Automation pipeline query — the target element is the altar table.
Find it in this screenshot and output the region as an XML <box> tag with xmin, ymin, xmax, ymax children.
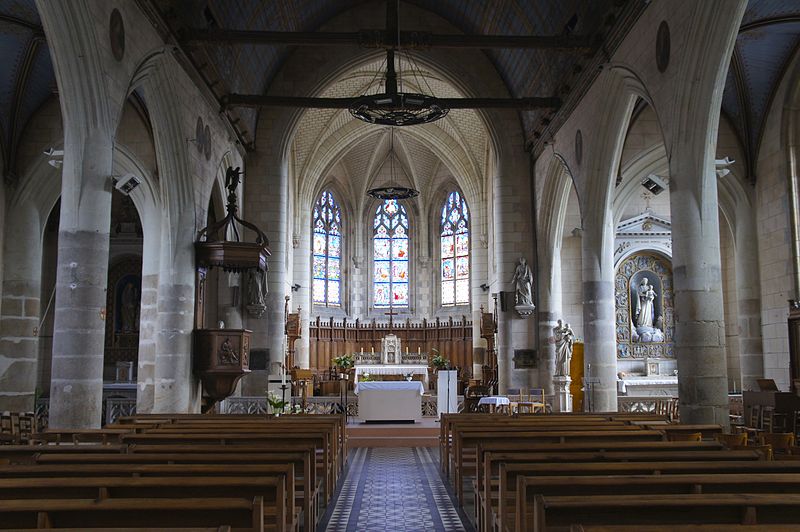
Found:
<box><xmin>354</xmin><ymin>364</ymin><xmax>430</xmax><ymax>387</ymax></box>
<box><xmin>354</xmin><ymin>381</ymin><xmax>425</xmax><ymax>422</ymax></box>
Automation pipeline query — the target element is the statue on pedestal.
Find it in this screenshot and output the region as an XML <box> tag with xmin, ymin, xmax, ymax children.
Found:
<box><xmin>511</xmin><ymin>257</ymin><xmax>535</xmax><ymax>317</ymax></box>
<box><xmin>553</xmin><ymin>319</ymin><xmax>575</xmax><ymax>377</ymax></box>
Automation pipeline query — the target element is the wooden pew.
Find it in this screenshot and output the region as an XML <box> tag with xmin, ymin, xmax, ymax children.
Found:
<box><xmin>516</xmin><ymin>473</ymin><xmax>800</xmax><ymax>532</ymax></box>
<box><xmin>452</xmin><ymin>429</ymin><xmax>666</xmax><ymax>504</ymax></box>
<box><xmin>0</xmin><ymin>464</ymin><xmax>295</xmax><ymax>531</ymax></box>
<box><xmin>531</xmin><ymin>493</ymin><xmax>800</xmax><ymax>532</ymax></box>
<box><xmin>482</xmin><ymin>448</ymin><xmax>764</xmax><ymax>532</ymax></box>
<box><xmin>571</xmin><ymin>525</ymin><xmax>800</xmax><ymax>532</ymax></box>
<box><xmin>119</xmin><ymin>431</ymin><xmax>335</xmax><ymax>500</ymax></box>
<box><xmin>35</xmin><ymin>450</ymin><xmax>316</xmax><ymax>532</ymax></box>
<box><xmin>510</xmin><ymin>461</ymin><xmax>800</xmax><ymax>532</ymax></box>
<box><xmin>474</xmin><ymin>439</ymin><xmax>729</xmax><ymax>530</ymax></box>
<box><xmin>447</xmin><ymin>421</ymin><xmax>649</xmax><ymax>484</ymax></box>
<box><xmin>0</xmin><ymin>477</ymin><xmax>287</xmax><ymax>532</ymax></box>
<box><xmin>0</xmin><ymin>496</ymin><xmax>265</xmax><ymax>531</ymax></box>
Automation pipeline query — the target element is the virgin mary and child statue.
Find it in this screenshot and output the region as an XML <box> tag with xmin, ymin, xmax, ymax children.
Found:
<box><xmin>633</xmin><ymin>278</ymin><xmax>664</xmax><ymax>343</ymax></box>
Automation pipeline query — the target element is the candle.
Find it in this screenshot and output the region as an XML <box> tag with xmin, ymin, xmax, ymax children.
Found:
<box><xmin>406</xmin><ymin>347</ymin><xmax>409</xmax><ymax>355</ymax></box>
<box><xmin>371</xmin><ymin>347</ymin><xmax>374</xmax><ymax>354</ymax></box>
<box><xmin>418</xmin><ymin>347</ymin><xmax>421</xmax><ymax>355</ymax></box>
<box><xmin>361</xmin><ymin>347</ymin><xmax>364</xmax><ymax>355</ymax></box>
<box><xmin>281</xmin><ymin>372</ymin><xmax>286</xmax><ymax>385</ymax></box>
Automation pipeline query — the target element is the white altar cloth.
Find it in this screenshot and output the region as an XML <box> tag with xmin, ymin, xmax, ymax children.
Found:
<box><xmin>354</xmin><ymin>381</ymin><xmax>424</xmax><ymax>422</ymax></box>
<box><xmin>617</xmin><ymin>376</ymin><xmax>678</xmax><ymax>396</ymax></box>
<box><xmin>478</xmin><ymin>396</ymin><xmax>511</xmax><ymax>406</ymax></box>
<box><xmin>354</xmin><ymin>381</ymin><xmax>425</xmax><ymax>395</ymax></box>
<box><xmin>354</xmin><ymin>364</ymin><xmax>429</xmax><ymax>387</ymax></box>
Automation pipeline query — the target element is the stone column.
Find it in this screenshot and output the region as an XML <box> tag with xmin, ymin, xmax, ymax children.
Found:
<box><xmin>733</xmin><ymin>207</ymin><xmax>763</xmax><ymax>391</ymax></box>
<box><xmin>537</xmin><ymin>252</ymin><xmax>562</xmax><ymax>396</ymax></box>
<box><xmin>136</xmin><ymin>272</ymin><xmax>158</xmax><ymax>413</ymax></box>
<box><xmin>48</xmin><ymin>134</ymin><xmax>114</xmax><ymax>429</ymax></box>
<box><xmin>293</xmin><ymin>223</ymin><xmax>311</xmax><ymax>369</ymax></box>
<box><xmin>0</xmin><ymin>202</ymin><xmax>42</xmax><ymax>411</ymax></box>
<box><xmin>152</xmin><ymin>218</ymin><xmax>197</xmax><ymax>413</ymax></box>
<box><xmin>669</xmin><ymin>164</ymin><xmax>728</xmax><ymax>425</ymax></box>
<box><xmin>246</xmin><ymin>150</ymin><xmax>289</xmax><ymax>372</ymax></box>
<box><xmin>581</xmin><ymin>217</ymin><xmax>618</xmax><ymax>412</ymax></box>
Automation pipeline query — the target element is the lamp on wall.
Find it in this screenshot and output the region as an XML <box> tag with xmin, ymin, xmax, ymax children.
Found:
<box><xmin>291</xmin><ymin>283</ymin><xmax>301</xmax><ymax>292</ymax></box>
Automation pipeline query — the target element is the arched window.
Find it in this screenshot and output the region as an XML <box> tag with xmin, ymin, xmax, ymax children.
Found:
<box><xmin>373</xmin><ymin>199</ymin><xmax>409</xmax><ymax>307</ymax></box>
<box><xmin>441</xmin><ymin>191</ymin><xmax>470</xmax><ymax>306</ymax></box>
<box><xmin>312</xmin><ymin>190</ymin><xmax>341</xmax><ymax>306</ymax></box>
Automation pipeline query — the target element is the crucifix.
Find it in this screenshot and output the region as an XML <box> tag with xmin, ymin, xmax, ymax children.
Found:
<box><xmin>384</xmin><ymin>299</ymin><xmax>399</xmax><ymax>331</ymax></box>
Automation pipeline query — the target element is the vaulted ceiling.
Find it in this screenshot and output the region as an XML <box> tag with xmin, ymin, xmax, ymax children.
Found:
<box><xmin>0</xmin><ymin>0</ymin><xmax>54</xmax><ymax>179</ymax></box>
<box><xmin>0</xmin><ymin>1</ymin><xmax>798</xmax><ymax>184</ymax></box>
<box><xmin>152</xmin><ymin>0</ymin><xmax>629</xmax><ymax>150</ymax></box>
<box><xmin>722</xmin><ymin>0</ymin><xmax>800</xmax><ymax>180</ymax></box>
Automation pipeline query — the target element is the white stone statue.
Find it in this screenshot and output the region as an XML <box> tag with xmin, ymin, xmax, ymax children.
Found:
<box><xmin>635</xmin><ymin>278</ymin><xmax>656</xmax><ymax>328</ymax></box>
<box><xmin>511</xmin><ymin>257</ymin><xmax>534</xmax><ymax>307</ymax></box>
<box><xmin>553</xmin><ymin>319</ymin><xmax>575</xmax><ymax>377</ymax></box>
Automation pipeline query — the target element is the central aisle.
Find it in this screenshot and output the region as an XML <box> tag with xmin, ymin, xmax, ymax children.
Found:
<box><xmin>323</xmin><ymin>447</ymin><xmax>470</xmax><ymax>531</ymax></box>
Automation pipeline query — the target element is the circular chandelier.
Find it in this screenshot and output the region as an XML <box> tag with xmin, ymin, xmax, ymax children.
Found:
<box><xmin>350</xmin><ymin>50</ymin><xmax>448</xmax><ymax>127</ymax></box>
<box><xmin>367</xmin><ymin>185</ymin><xmax>419</xmax><ymax>200</ymax></box>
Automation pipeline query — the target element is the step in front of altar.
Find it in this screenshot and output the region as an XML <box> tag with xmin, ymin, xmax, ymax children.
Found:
<box><xmin>347</xmin><ymin>423</ymin><xmax>439</xmax><ymax>448</ymax></box>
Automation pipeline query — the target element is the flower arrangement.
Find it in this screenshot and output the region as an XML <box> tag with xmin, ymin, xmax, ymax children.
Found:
<box><xmin>430</xmin><ymin>348</ymin><xmax>450</xmax><ymax>370</ymax></box>
<box><xmin>360</xmin><ymin>372</ymin><xmax>374</xmax><ymax>382</ymax></box>
<box><xmin>332</xmin><ymin>353</ymin><xmax>355</xmax><ymax>370</ymax></box>
<box><xmin>265</xmin><ymin>391</ymin><xmax>289</xmax><ymax>416</ymax></box>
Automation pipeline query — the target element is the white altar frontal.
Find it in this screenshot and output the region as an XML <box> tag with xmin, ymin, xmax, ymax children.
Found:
<box><xmin>354</xmin><ymin>381</ymin><xmax>424</xmax><ymax>422</ymax></box>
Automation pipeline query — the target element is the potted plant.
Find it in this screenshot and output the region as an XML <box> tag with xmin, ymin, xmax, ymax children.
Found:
<box><xmin>266</xmin><ymin>391</ymin><xmax>289</xmax><ymax>417</ymax></box>
<box><xmin>332</xmin><ymin>353</ymin><xmax>355</xmax><ymax>371</ymax></box>
<box><xmin>431</xmin><ymin>348</ymin><xmax>450</xmax><ymax>371</ymax></box>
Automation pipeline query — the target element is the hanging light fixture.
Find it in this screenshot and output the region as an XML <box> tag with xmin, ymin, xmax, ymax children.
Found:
<box><xmin>350</xmin><ymin>49</ymin><xmax>448</xmax><ymax>127</ymax></box>
<box><xmin>367</xmin><ymin>128</ymin><xmax>419</xmax><ymax>200</ymax></box>
<box><xmin>349</xmin><ymin>0</ymin><xmax>448</xmax><ymax>127</ymax></box>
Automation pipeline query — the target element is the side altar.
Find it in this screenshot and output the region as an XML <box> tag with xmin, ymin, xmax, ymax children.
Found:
<box><xmin>352</xmin><ymin>334</ymin><xmax>430</xmax><ymax>387</ymax></box>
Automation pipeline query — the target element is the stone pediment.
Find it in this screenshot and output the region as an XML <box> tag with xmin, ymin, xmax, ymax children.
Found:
<box><xmin>616</xmin><ymin>213</ymin><xmax>671</xmax><ymax>237</ymax></box>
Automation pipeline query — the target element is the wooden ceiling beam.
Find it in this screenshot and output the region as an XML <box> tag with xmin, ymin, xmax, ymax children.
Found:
<box><xmin>223</xmin><ymin>94</ymin><xmax>561</xmax><ymax>110</ymax></box>
<box><xmin>183</xmin><ymin>28</ymin><xmax>595</xmax><ymax>51</ymax></box>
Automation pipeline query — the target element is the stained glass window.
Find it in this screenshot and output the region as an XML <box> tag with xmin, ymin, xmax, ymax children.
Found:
<box><xmin>441</xmin><ymin>191</ymin><xmax>469</xmax><ymax>306</ymax></box>
<box><xmin>312</xmin><ymin>191</ymin><xmax>341</xmax><ymax>306</ymax></box>
<box><xmin>373</xmin><ymin>199</ymin><xmax>409</xmax><ymax>307</ymax></box>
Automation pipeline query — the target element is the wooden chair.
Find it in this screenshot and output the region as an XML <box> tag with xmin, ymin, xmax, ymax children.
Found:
<box><xmin>759</xmin><ymin>432</ymin><xmax>796</xmax><ymax>454</ymax></box>
<box><xmin>667</xmin><ymin>432</ymin><xmax>702</xmax><ymax>442</ymax></box>
<box><xmin>714</xmin><ymin>432</ymin><xmax>747</xmax><ymax>448</ymax></box>
<box><xmin>517</xmin><ymin>389</ymin><xmax>546</xmax><ymax>414</ymax></box>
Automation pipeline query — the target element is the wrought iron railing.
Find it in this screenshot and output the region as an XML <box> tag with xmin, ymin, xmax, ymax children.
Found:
<box><xmin>617</xmin><ymin>396</ymin><xmax>679</xmax><ymax>421</ymax></box>
<box><xmin>219</xmin><ymin>395</ymin><xmax>459</xmax><ymax>417</ymax></box>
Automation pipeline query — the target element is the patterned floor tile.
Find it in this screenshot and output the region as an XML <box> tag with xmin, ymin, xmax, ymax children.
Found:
<box><xmin>322</xmin><ymin>447</ymin><xmax>470</xmax><ymax>532</ymax></box>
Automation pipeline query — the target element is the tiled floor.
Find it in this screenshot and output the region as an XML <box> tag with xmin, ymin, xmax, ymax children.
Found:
<box><xmin>322</xmin><ymin>447</ymin><xmax>471</xmax><ymax>532</ymax></box>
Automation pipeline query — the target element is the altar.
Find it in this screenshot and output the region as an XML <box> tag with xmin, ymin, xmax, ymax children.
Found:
<box><xmin>354</xmin><ymin>381</ymin><xmax>424</xmax><ymax>422</ymax></box>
